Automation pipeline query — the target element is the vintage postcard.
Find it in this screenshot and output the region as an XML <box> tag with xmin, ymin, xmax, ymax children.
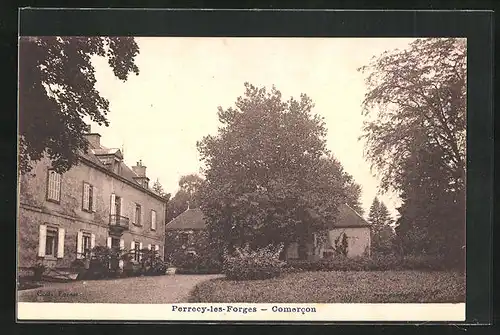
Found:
<box><xmin>17</xmin><ymin>32</ymin><xmax>468</xmax><ymax>321</ymax></box>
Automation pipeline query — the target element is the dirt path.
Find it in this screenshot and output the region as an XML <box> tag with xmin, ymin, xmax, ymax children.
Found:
<box><xmin>18</xmin><ymin>274</ymin><xmax>223</xmax><ymax>304</ymax></box>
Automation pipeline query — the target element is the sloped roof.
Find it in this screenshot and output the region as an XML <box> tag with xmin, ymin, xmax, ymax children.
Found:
<box><xmin>76</xmin><ymin>136</ymin><xmax>165</xmax><ymax>202</ymax></box>
<box><xmin>165</xmin><ymin>207</ymin><xmax>207</xmax><ymax>230</ymax></box>
<box><xmin>81</xmin><ymin>144</ymin><xmax>141</xmax><ymax>187</ymax></box>
<box><xmin>330</xmin><ymin>203</ymin><xmax>370</xmax><ymax>228</ymax></box>
<box><xmin>165</xmin><ymin>204</ymin><xmax>369</xmax><ymax>231</ymax></box>
<box><xmin>92</xmin><ymin>148</ymin><xmax>123</xmax><ymax>157</ymax></box>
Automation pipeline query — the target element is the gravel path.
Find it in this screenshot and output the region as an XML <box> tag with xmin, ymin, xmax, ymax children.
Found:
<box><xmin>18</xmin><ymin>274</ymin><xmax>223</xmax><ymax>304</ymax></box>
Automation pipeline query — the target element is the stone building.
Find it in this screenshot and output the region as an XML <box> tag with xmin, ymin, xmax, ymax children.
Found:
<box><xmin>164</xmin><ymin>203</ymin><xmax>371</xmax><ymax>262</ymax></box>
<box><xmin>18</xmin><ymin>132</ymin><xmax>168</xmax><ymax>274</ymax></box>
<box><xmin>286</xmin><ymin>203</ymin><xmax>372</xmax><ymax>260</ymax></box>
<box><xmin>164</xmin><ymin>206</ymin><xmax>209</xmax><ymax>262</ymax></box>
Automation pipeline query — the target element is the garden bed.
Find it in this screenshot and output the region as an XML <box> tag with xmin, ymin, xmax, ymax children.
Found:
<box><xmin>188</xmin><ymin>270</ymin><xmax>465</xmax><ymax>303</ymax></box>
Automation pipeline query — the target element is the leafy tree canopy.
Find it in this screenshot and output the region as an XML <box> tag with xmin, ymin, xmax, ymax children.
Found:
<box><xmin>359</xmin><ymin>38</ymin><xmax>466</xmax><ymax>263</ymax></box>
<box><xmin>359</xmin><ymin>38</ymin><xmax>466</xmax><ymax>194</ymax></box>
<box><xmin>166</xmin><ymin>174</ymin><xmax>204</xmax><ymax>222</ymax></box>
<box><xmin>197</xmin><ymin>83</ymin><xmax>357</xmax><ymax>255</ymax></box>
<box><xmin>19</xmin><ymin>36</ymin><xmax>140</xmax><ymax>175</ymax></box>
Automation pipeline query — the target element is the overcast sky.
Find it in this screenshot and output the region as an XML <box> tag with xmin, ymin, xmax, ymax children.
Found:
<box><xmin>88</xmin><ymin>37</ymin><xmax>417</xmax><ymax>218</ymax></box>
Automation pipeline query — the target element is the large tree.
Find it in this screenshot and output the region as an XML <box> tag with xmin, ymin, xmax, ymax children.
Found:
<box><xmin>359</xmin><ymin>38</ymin><xmax>466</xmax><ymax>262</ymax></box>
<box><xmin>359</xmin><ymin>38</ymin><xmax>466</xmax><ymax>193</ymax></box>
<box><xmin>19</xmin><ymin>36</ymin><xmax>140</xmax><ymax>175</ymax></box>
<box><xmin>197</xmin><ymin>83</ymin><xmax>348</xmax><ymax>258</ymax></box>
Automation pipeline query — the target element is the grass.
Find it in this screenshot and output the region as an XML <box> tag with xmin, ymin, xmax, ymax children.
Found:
<box><xmin>188</xmin><ymin>270</ymin><xmax>465</xmax><ymax>303</ymax></box>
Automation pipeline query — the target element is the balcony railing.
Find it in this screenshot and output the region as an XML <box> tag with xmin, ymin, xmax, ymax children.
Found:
<box><xmin>109</xmin><ymin>214</ymin><xmax>130</xmax><ymax>231</ymax></box>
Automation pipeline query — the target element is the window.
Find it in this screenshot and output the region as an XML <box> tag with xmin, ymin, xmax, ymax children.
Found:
<box><xmin>45</xmin><ymin>228</ymin><xmax>58</xmax><ymax>257</ymax></box>
<box><xmin>82</xmin><ymin>182</ymin><xmax>96</xmax><ymax>212</ymax></box>
<box><xmin>134</xmin><ymin>242</ymin><xmax>141</xmax><ymax>262</ymax></box>
<box><xmin>115</xmin><ymin>196</ymin><xmax>122</xmax><ymax>216</ymax></box>
<box><xmin>134</xmin><ymin>204</ymin><xmax>142</xmax><ymax>225</ymax></box>
<box><xmin>46</xmin><ymin>170</ymin><xmax>61</xmax><ymax>202</ymax></box>
<box><xmin>38</xmin><ymin>225</ymin><xmax>65</xmax><ymax>259</ymax></box>
<box><xmin>82</xmin><ymin>233</ymin><xmax>91</xmax><ymax>256</ymax></box>
<box><xmin>151</xmin><ymin>210</ymin><xmax>157</xmax><ymax>230</ymax></box>
<box><xmin>111</xmin><ymin>237</ymin><xmax>120</xmax><ymax>249</ymax></box>
<box><xmin>77</xmin><ymin>231</ymin><xmax>94</xmax><ymax>259</ymax></box>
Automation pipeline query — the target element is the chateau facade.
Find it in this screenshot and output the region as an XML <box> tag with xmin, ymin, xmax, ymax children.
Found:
<box><xmin>18</xmin><ymin>133</ymin><xmax>167</xmax><ymax>272</ymax></box>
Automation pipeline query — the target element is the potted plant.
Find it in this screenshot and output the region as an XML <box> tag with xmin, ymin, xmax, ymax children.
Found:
<box><xmin>32</xmin><ymin>262</ymin><xmax>47</xmax><ymax>281</ymax></box>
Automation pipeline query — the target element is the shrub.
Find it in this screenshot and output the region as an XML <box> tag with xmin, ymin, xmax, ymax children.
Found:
<box><xmin>82</xmin><ymin>246</ymin><xmax>126</xmax><ymax>279</ymax></box>
<box><xmin>70</xmin><ymin>259</ymin><xmax>87</xmax><ymax>279</ymax></box>
<box><xmin>31</xmin><ymin>263</ymin><xmax>47</xmax><ymax>281</ymax></box>
<box><xmin>139</xmin><ymin>248</ymin><xmax>168</xmax><ymax>276</ymax></box>
<box><xmin>223</xmin><ymin>244</ymin><xmax>285</xmax><ymax>280</ymax></box>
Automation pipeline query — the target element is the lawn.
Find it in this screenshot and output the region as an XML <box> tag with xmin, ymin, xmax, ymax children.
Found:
<box><xmin>188</xmin><ymin>270</ymin><xmax>465</xmax><ymax>303</ymax></box>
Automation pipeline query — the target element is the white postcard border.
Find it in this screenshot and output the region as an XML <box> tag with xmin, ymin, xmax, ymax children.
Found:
<box><xmin>17</xmin><ymin>303</ymin><xmax>466</xmax><ymax>322</ymax></box>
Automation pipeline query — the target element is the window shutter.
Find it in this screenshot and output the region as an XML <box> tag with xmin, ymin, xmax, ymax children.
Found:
<box><xmin>47</xmin><ymin>171</ymin><xmax>54</xmax><ymax>200</ymax></box>
<box><xmin>38</xmin><ymin>225</ymin><xmax>47</xmax><ymax>257</ymax></box>
<box><xmin>76</xmin><ymin>231</ymin><xmax>83</xmax><ymax>259</ymax></box>
<box><xmin>161</xmin><ymin>245</ymin><xmax>164</xmax><ymax>260</ymax></box>
<box><xmin>120</xmin><ymin>198</ymin><xmax>124</xmax><ymax>218</ymax></box>
<box><xmin>57</xmin><ymin>228</ymin><xmax>65</xmax><ymax>258</ymax></box>
<box><xmin>120</xmin><ymin>239</ymin><xmax>125</xmax><ymax>250</ymax></box>
<box><xmin>110</xmin><ymin>194</ymin><xmax>116</xmax><ymax>216</ymax></box>
<box><xmin>130</xmin><ymin>241</ymin><xmax>135</xmax><ymax>256</ymax></box>
<box><xmin>90</xmin><ymin>234</ymin><xmax>95</xmax><ymax>249</ymax></box>
<box><xmin>139</xmin><ymin>242</ymin><xmax>143</xmax><ymax>261</ymax></box>
<box><xmin>151</xmin><ymin>210</ymin><xmax>157</xmax><ymax>230</ymax></box>
<box><xmin>91</xmin><ymin>186</ymin><xmax>97</xmax><ymax>212</ymax></box>
<box><xmin>83</xmin><ymin>183</ymin><xmax>90</xmax><ymax>210</ymax></box>
<box><xmin>140</xmin><ymin>208</ymin><xmax>144</xmax><ymax>226</ymax></box>
<box><xmin>148</xmin><ymin>244</ymin><xmax>151</xmax><ymax>250</ymax></box>
<box><xmin>55</xmin><ymin>173</ymin><xmax>61</xmax><ymax>200</ymax></box>
<box><xmin>131</xmin><ymin>203</ymin><xmax>136</xmax><ymax>224</ymax></box>
<box><xmin>155</xmin><ymin>245</ymin><xmax>159</xmax><ymax>252</ymax></box>
<box><xmin>107</xmin><ymin>237</ymin><xmax>112</xmax><ymax>248</ymax></box>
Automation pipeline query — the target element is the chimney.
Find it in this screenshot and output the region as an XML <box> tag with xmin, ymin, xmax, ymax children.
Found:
<box><xmin>132</xmin><ymin>160</ymin><xmax>150</xmax><ymax>189</ymax></box>
<box><xmin>85</xmin><ymin>133</ymin><xmax>101</xmax><ymax>149</ymax></box>
<box><xmin>132</xmin><ymin>160</ymin><xmax>147</xmax><ymax>177</ymax></box>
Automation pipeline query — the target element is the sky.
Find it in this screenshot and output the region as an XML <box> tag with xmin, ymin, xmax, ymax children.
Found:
<box><xmin>88</xmin><ymin>37</ymin><xmax>417</xmax><ymax>219</ymax></box>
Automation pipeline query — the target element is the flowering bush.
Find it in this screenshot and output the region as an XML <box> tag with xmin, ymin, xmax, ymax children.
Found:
<box><xmin>223</xmin><ymin>244</ymin><xmax>285</xmax><ymax>280</ymax></box>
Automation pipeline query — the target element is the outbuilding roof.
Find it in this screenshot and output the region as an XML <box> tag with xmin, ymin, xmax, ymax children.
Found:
<box><xmin>165</xmin><ymin>207</ymin><xmax>207</xmax><ymax>230</ymax></box>
<box><xmin>165</xmin><ymin>203</ymin><xmax>369</xmax><ymax>231</ymax></box>
<box><xmin>330</xmin><ymin>203</ymin><xmax>371</xmax><ymax>228</ymax></box>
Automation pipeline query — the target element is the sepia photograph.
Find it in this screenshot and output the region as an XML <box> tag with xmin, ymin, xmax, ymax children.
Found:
<box><xmin>17</xmin><ymin>35</ymin><xmax>467</xmax><ymax>320</ymax></box>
